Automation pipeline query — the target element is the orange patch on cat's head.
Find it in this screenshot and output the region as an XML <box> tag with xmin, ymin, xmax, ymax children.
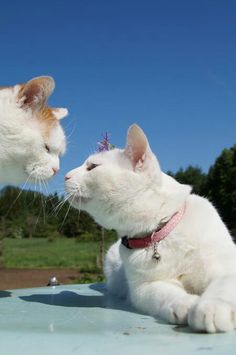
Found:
<box><xmin>16</xmin><ymin>76</ymin><xmax>68</xmax><ymax>137</ymax></box>
<box><xmin>37</xmin><ymin>106</ymin><xmax>68</xmax><ymax>138</ymax></box>
<box><xmin>37</xmin><ymin>107</ymin><xmax>58</xmax><ymax>138</ymax></box>
<box><xmin>0</xmin><ymin>76</ymin><xmax>68</xmax><ymax>138</ymax></box>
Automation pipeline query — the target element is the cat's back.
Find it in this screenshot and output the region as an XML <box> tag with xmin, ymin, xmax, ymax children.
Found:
<box><xmin>184</xmin><ymin>193</ymin><xmax>236</xmax><ymax>268</ymax></box>
<box><xmin>185</xmin><ymin>193</ymin><xmax>232</xmax><ymax>241</ymax></box>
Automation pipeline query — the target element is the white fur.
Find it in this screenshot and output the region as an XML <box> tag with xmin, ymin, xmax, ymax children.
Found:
<box><xmin>65</xmin><ymin>124</ymin><xmax>236</xmax><ymax>333</ymax></box>
<box><xmin>0</xmin><ymin>78</ymin><xmax>66</xmax><ymax>184</ymax></box>
<box><xmin>52</xmin><ymin>108</ymin><xmax>68</xmax><ymax>120</ymax></box>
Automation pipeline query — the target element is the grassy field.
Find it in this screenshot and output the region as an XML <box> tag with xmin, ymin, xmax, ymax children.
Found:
<box><xmin>1</xmin><ymin>238</ymin><xmax>116</xmax><ymax>283</ymax></box>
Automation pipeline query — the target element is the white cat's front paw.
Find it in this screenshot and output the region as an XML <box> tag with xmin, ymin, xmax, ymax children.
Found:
<box><xmin>188</xmin><ymin>299</ymin><xmax>236</xmax><ymax>333</ymax></box>
<box><xmin>160</xmin><ymin>295</ymin><xmax>199</xmax><ymax>325</ymax></box>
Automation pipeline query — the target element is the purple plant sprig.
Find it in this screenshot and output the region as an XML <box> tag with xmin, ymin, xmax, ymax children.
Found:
<box><xmin>97</xmin><ymin>132</ymin><xmax>115</xmax><ymax>152</ymax></box>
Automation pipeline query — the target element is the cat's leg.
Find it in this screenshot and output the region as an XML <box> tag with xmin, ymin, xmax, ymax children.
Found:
<box><xmin>188</xmin><ymin>275</ymin><xmax>236</xmax><ymax>333</ymax></box>
<box><xmin>130</xmin><ymin>280</ymin><xmax>199</xmax><ymax>325</ymax></box>
<box><xmin>104</xmin><ymin>240</ymin><xmax>128</xmax><ymax>299</ymax></box>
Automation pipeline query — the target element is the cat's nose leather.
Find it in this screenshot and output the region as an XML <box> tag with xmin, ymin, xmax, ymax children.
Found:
<box><xmin>52</xmin><ymin>167</ymin><xmax>59</xmax><ymax>176</ymax></box>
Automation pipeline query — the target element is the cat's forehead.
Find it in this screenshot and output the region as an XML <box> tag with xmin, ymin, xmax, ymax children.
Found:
<box><xmin>88</xmin><ymin>149</ymin><xmax>131</xmax><ymax>168</ymax></box>
<box><xmin>37</xmin><ymin>107</ymin><xmax>58</xmax><ymax>128</ymax></box>
<box><xmin>37</xmin><ymin>108</ymin><xmax>65</xmax><ymax>148</ymax></box>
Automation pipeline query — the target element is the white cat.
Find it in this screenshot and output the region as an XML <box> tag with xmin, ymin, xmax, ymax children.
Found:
<box><xmin>65</xmin><ymin>124</ymin><xmax>236</xmax><ymax>333</ymax></box>
<box><xmin>0</xmin><ymin>76</ymin><xmax>67</xmax><ymax>184</ymax></box>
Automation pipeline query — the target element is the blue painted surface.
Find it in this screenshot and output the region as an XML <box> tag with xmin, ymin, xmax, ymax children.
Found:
<box><xmin>0</xmin><ymin>283</ymin><xmax>235</xmax><ymax>355</ymax></box>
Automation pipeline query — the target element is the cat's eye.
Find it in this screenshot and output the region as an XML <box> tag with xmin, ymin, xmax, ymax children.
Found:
<box><xmin>44</xmin><ymin>144</ymin><xmax>50</xmax><ymax>153</ymax></box>
<box><xmin>87</xmin><ymin>163</ymin><xmax>100</xmax><ymax>171</ymax></box>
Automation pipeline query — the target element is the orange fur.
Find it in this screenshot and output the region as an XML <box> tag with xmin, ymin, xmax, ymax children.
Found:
<box><xmin>1</xmin><ymin>78</ymin><xmax>64</xmax><ymax>138</ymax></box>
<box><xmin>37</xmin><ymin>107</ymin><xmax>59</xmax><ymax>138</ymax></box>
<box><xmin>18</xmin><ymin>80</ymin><xmax>59</xmax><ymax>138</ymax></box>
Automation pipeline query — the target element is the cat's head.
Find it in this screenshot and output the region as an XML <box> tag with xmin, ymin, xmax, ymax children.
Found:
<box><xmin>0</xmin><ymin>76</ymin><xmax>68</xmax><ymax>183</ymax></box>
<box><xmin>65</xmin><ymin>124</ymin><xmax>191</xmax><ymax>236</ymax></box>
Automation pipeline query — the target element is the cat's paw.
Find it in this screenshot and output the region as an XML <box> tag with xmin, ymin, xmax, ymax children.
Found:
<box><xmin>160</xmin><ymin>295</ymin><xmax>199</xmax><ymax>325</ymax></box>
<box><xmin>188</xmin><ymin>299</ymin><xmax>236</xmax><ymax>333</ymax></box>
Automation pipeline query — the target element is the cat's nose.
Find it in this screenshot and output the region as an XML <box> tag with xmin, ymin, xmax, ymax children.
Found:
<box><xmin>64</xmin><ymin>174</ymin><xmax>71</xmax><ymax>181</ymax></box>
<box><xmin>52</xmin><ymin>167</ymin><xmax>59</xmax><ymax>176</ymax></box>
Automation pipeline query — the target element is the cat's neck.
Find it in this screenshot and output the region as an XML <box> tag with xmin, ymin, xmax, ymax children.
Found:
<box><xmin>115</xmin><ymin>173</ymin><xmax>191</xmax><ymax>238</ymax></box>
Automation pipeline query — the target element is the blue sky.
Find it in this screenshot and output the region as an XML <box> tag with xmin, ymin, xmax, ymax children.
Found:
<box><xmin>0</xmin><ymin>0</ymin><xmax>236</xmax><ymax>194</ymax></box>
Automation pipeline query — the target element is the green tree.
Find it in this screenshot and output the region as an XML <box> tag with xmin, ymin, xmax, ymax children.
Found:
<box><xmin>168</xmin><ymin>166</ymin><xmax>207</xmax><ymax>195</ymax></box>
<box><xmin>206</xmin><ymin>145</ymin><xmax>236</xmax><ymax>236</ymax></box>
<box><xmin>0</xmin><ymin>186</ymin><xmax>106</xmax><ymax>240</ymax></box>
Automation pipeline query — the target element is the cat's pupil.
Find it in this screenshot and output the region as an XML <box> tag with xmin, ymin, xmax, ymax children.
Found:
<box><xmin>87</xmin><ymin>163</ymin><xmax>99</xmax><ymax>171</ymax></box>
<box><xmin>44</xmin><ymin>144</ymin><xmax>50</xmax><ymax>153</ymax></box>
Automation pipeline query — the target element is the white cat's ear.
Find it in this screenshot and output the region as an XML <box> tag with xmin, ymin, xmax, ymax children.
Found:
<box><xmin>51</xmin><ymin>108</ymin><xmax>69</xmax><ymax>120</ymax></box>
<box><xmin>17</xmin><ymin>76</ymin><xmax>55</xmax><ymax>110</ymax></box>
<box><xmin>125</xmin><ymin>124</ymin><xmax>149</xmax><ymax>168</ymax></box>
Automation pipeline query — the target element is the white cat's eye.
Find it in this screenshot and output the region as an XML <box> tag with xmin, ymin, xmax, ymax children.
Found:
<box><xmin>87</xmin><ymin>163</ymin><xmax>100</xmax><ymax>171</ymax></box>
<box><xmin>44</xmin><ymin>144</ymin><xmax>50</xmax><ymax>153</ymax></box>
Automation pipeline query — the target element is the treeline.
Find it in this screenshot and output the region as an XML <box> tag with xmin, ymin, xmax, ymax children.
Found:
<box><xmin>168</xmin><ymin>144</ymin><xmax>236</xmax><ymax>237</ymax></box>
<box><xmin>0</xmin><ymin>144</ymin><xmax>235</xmax><ymax>240</ymax></box>
<box><xmin>0</xmin><ymin>188</ymin><xmax>116</xmax><ymax>242</ymax></box>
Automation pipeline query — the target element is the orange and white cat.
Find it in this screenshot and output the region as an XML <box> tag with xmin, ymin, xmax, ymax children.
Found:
<box><xmin>0</xmin><ymin>76</ymin><xmax>68</xmax><ymax>184</ymax></box>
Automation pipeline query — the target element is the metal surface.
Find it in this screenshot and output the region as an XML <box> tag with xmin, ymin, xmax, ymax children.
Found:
<box><xmin>47</xmin><ymin>276</ymin><xmax>60</xmax><ymax>287</ymax></box>
<box><xmin>0</xmin><ymin>283</ymin><xmax>235</xmax><ymax>355</ymax></box>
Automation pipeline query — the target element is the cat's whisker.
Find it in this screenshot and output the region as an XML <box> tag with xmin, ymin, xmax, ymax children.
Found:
<box><xmin>54</xmin><ymin>197</ymin><xmax>68</xmax><ymax>212</ymax></box>
<box><xmin>45</xmin><ymin>195</ymin><xmax>56</xmax><ymax>216</ymax></box>
<box><xmin>42</xmin><ymin>200</ymin><xmax>46</xmax><ymax>222</ymax></box>
<box><xmin>34</xmin><ymin>200</ymin><xmax>43</xmax><ymax>228</ymax></box>
<box><xmin>77</xmin><ymin>195</ymin><xmax>82</xmax><ymax>216</ymax></box>
<box><xmin>52</xmin><ymin>194</ymin><xmax>73</xmax><ymax>216</ymax></box>
<box><xmin>87</xmin><ymin>143</ymin><xmax>97</xmax><ymax>157</ymax></box>
<box><xmin>42</xmin><ymin>179</ymin><xmax>49</xmax><ymax>196</ymax></box>
<box><xmin>4</xmin><ymin>173</ymin><xmax>32</xmax><ymax>217</ymax></box>
<box><xmin>38</xmin><ymin>178</ymin><xmax>48</xmax><ymax>224</ymax></box>
<box><xmin>33</xmin><ymin>177</ymin><xmax>45</xmax><ymax>222</ymax></box>
<box><xmin>37</xmin><ymin>179</ymin><xmax>42</xmax><ymax>193</ymax></box>
<box><xmin>34</xmin><ymin>176</ymin><xmax>38</xmax><ymax>194</ymax></box>
<box><xmin>63</xmin><ymin>115</ymin><xmax>77</xmax><ymax>132</ymax></box>
<box><xmin>47</xmin><ymin>197</ymin><xmax>61</xmax><ymax>214</ymax></box>
<box><xmin>63</xmin><ymin>118</ymin><xmax>78</xmax><ymax>145</ymax></box>
<box><xmin>48</xmin><ymin>194</ymin><xmax>67</xmax><ymax>216</ymax></box>
<box><xmin>59</xmin><ymin>195</ymin><xmax>76</xmax><ymax>230</ymax></box>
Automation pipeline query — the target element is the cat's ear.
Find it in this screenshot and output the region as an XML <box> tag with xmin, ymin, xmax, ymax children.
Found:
<box><xmin>124</xmin><ymin>124</ymin><xmax>158</xmax><ymax>170</ymax></box>
<box><xmin>17</xmin><ymin>76</ymin><xmax>55</xmax><ymax>110</ymax></box>
<box><xmin>51</xmin><ymin>108</ymin><xmax>69</xmax><ymax>120</ymax></box>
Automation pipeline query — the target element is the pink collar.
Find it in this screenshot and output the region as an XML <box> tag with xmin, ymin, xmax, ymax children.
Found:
<box><xmin>121</xmin><ymin>204</ymin><xmax>186</xmax><ymax>249</ymax></box>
